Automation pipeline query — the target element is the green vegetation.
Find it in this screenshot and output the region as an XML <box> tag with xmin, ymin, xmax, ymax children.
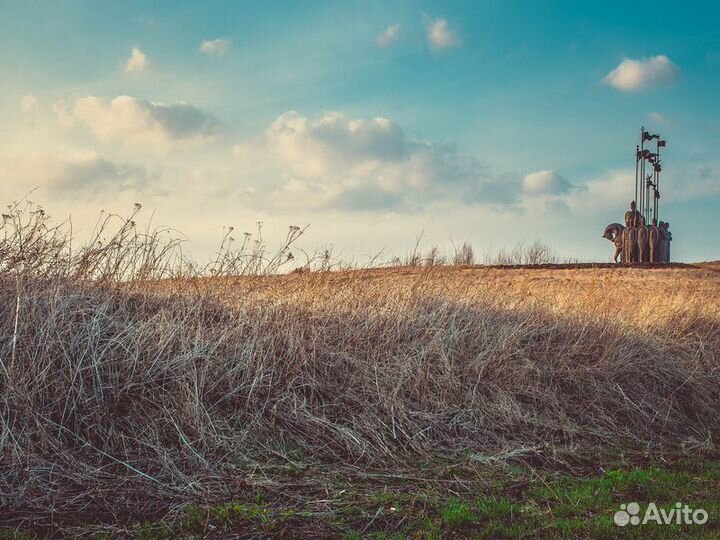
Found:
<box><xmin>5</xmin><ymin>458</ymin><xmax>717</xmax><ymax>538</ymax></box>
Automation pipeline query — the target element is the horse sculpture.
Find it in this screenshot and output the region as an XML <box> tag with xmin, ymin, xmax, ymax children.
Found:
<box><xmin>602</xmin><ymin>223</ymin><xmax>625</xmax><ymax>263</ymax></box>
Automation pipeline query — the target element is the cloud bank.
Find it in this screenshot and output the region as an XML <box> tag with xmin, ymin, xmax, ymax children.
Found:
<box><xmin>235</xmin><ymin>111</ymin><xmax>516</xmax><ymax>211</ymax></box>
<box><xmin>2</xmin><ymin>151</ymin><xmax>152</xmax><ymax>199</ymax></box>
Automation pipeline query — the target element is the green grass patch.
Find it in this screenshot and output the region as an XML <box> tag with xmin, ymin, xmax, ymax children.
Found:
<box><xmin>5</xmin><ymin>456</ymin><xmax>719</xmax><ymax>539</ymax></box>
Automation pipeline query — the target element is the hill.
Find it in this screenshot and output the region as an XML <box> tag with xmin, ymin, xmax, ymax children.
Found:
<box><xmin>1</xmin><ymin>263</ymin><xmax>719</xmax><ymax>537</ymax></box>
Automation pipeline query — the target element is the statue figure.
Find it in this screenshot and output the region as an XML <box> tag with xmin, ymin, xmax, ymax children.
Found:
<box><xmin>629</xmin><ymin>218</ymin><xmax>640</xmax><ymax>263</ymax></box>
<box><xmin>624</xmin><ymin>200</ymin><xmax>643</xmax><ymax>229</ymax></box>
<box><xmin>602</xmin><ymin>223</ymin><xmax>625</xmax><ymax>263</ymax></box>
<box><xmin>621</xmin><ymin>212</ymin><xmax>636</xmax><ymax>263</ymax></box>
<box><xmin>659</xmin><ymin>221</ymin><xmax>672</xmax><ymax>262</ymax></box>
<box><xmin>621</xmin><ymin>201</ymin><xmax>642</xmax><ymax>262</ymax></box>
<box><xmin>648</xmin><ymin>218</ymin><xmax>660</xmax><ymax>263</ymax></box>
<box><xmin>636</xmin><ymin>218</ymin><xmax>649</xmax><ymax>262</ymax></box>
<box><xmin>622</xmin><ymin>213</ymin><xmax>631</xmax><ymax>262</ymax></box>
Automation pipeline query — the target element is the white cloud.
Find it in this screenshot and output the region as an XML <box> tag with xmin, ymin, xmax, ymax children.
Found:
<box><xmin>71</xmin><ymin>95</ymin><xmax>222</xmax><ymax>146</ymax></box>
<box><xmin>126</xmin><ymin>47</ymin><xmax>148</xmax><ymax>73</ymax></box>
<box><xmin>376</xmin><ymin>24</ymin><xmax>401</xmax><ymax>47</ymax></box>
<box><xmin>647</xmin><ymin>111</ymin><xmax>667</xmax><ymax>124</ymax></box>
<box><xmin>561</xmin><ymin>164</ymin><xmax>720</xmax><ymax>220</ymax></box>
<box><xmin>21</xmin><ymin>94</ymin><xmax>37</xmax><ymax>112</ymax></box>
<box><xmin>234</xmin><ymin>111</ymin><xmax>515</xmax><ymax>211</ymax></box>
<box><xmin>522</xmin><ymin>170</ymin><xmax>573</xmax><ymax>196</ymax></box>
<box><xmin>603</xmin><ymin>55</ymin><xmax>680</xmax><ymax>91</ymax></box>
<box><xmin>2</xmin><ymin>151</ymin><xmax>152</xmax><ymax>198</ymax></box>
<box><xmin>264</xmin><ymin>111</ymin><xmax>408</xmax><ymax>174</ymax></box>
<box><xmin>425</xmin><ymin>18</ymin><xmax>458</xmax><ymax>49</ymax></box>
<box><xmin>47</xmin><ymin>153</ymin><xmax>151</xmax><ymax>196</ymax></box>
<box><xmin>564</xmin><ymin>169</ymin><xmax>636</xmax><ymax>215</ymax></box>
<box><xmin>199</xmin><ymin>38</ymin><xmax>230</xmax><ymax>56</ymax></box>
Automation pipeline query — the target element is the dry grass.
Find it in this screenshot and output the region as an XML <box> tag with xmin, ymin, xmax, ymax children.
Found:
<box><xmin>1</xmin><ymin>202</ymin><xmax>719</xmax><ymax>536</ymax></box>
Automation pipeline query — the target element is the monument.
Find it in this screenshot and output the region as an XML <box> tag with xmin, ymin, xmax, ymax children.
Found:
<box><xmin>602</xmin><ymin>128</ymin><xmax>672</xmax><ymax>263</ymax></box>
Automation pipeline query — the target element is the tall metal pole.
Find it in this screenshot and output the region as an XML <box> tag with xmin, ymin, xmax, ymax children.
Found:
<box><xmin>647</xmin><ymin>169</ymin><xmax>651</xmax><ymax>222</ymax></box>
<box><xmin>640</xmin><ymin>128</ymin><xmax>645</xmax><ymax>223</ymax></box>
<box><xmin>655</xmin><ymin>140</ymin><xmax>661</xmax><ymax>221</ymax></box>
<box><xmin>653</xmin><ymin>165</ymin><xmax>657</xmax><ymax>221</ymax></box>
<box><xmin>634</xmin><ymin>145</ymin><xmax>639</xmax><ymax>210</ymax></box>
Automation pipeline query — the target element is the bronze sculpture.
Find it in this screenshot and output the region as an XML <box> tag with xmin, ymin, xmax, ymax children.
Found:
<box><xmin>637</xmin><ymin>218</ymin><xmax>649</xmax><ymax>262</ymax></box>
<box><xmin>602</xmin><ymin>129</ymin><xmax>673</xmax><ymax>263</ymax></box>
<box><xmin>602</xmin><ymin>223</ymin><xmax>625</xmax><ymax>263</ymax></box>
<box><xmin>649</xmin><ymin>218</ymin><xmax>660</xmax><ymax>263</ymax></box>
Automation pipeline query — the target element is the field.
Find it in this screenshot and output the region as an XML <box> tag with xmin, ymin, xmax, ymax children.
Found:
<box><xmin>2</xmin><ymin>242</ymin><xmax>720</xmax><ymax>538</ymax></box>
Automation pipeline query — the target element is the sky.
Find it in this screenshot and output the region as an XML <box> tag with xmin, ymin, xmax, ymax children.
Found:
<box><xmin>1</xmin><ymin>0</ymin><xmax>719</xmax><ymax>263</ymax></box>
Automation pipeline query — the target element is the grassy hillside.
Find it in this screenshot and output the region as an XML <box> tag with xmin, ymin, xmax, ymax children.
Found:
<box><xmin>1</xmin><ymin>205</ymin><xmax>719</xmax><ymax>537</ymax></box>
<box><xmin>2</xmin><ymin>263</ymin><xmax>719</xmax><ymax>538</ymax></box>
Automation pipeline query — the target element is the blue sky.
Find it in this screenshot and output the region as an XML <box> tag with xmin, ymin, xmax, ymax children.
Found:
<box><xmin>1</xmin><ymin>0</ymin><xmax>719</xmax><ymax>262</ymax></box>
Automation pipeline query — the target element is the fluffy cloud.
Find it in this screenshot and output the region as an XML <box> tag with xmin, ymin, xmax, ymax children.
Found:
<box><xmin>603</xmin><ymin>55</ymin><xmax>680</xmax><ymax>91</ymax></box>
<box><xmin>48</xmin><ymin>154</ymin><xmax>151</xmax><ymax>196</ymax></box>
<box><xmin>71</xmin><ymin>96</ymin><xmax>222</xmax><ymax>146</ymax></box>
<box><xmin>562</xmin><ymin>164</ymin><xmax>720</xmax><ymax>218</ymax></box>
<box><xmin>425</xmin><ymin>18</ymin><xmax>458</xmax><ymax>49</ymax></box>
<box><xmin>522</xmin><ymin>170</ymin><xmax>573</xmax><ymax>196</ymax></box>
<box><xmin>564</xmin><ymin>169</ymin><xmax>635</xmax><ymax>215</ymax></box>
<box><xmin>376</xmin><ymin>24</ymin><xmax>401</xmax><ymax>47</ymax></box>
<box><xmin>2</xmin><ymin>152</ymin><xmax>152</xmax><ymax>198</ymax></box>
<box><xmin>21</xmin><ymin>94</ymin><xmax>37</xmax><ymax>112</ymax></box>
<box><xmin>264</xmin><ymin>111</ymin><xmax>408</xmax><ymax>173</ymax></box>
<box><xmin>126</xmin><ymin>47</ymin><xmax>148</xmax><ymax>73</ymax></box>
<box><xmin>647</xmin><ymin>111</ymin><xmax>667</xmax><ymax>124</ymax></box>
<box><xmin>235</xmin><ymin>111</ymin><xmax>516</xmax><ymax>211</ymax></box>
<box><xmin>199</xmin><ymin>38</ymin><xmax>230</xmax><ymax>56</ymax></box>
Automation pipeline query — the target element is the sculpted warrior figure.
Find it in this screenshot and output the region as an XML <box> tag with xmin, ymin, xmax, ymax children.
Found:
<box><xmin>622</xmin><ymin>215</ymin><xmax>632</xmax><ymax>262</ymax></box>
<box><xmin>648</xmin><ymin>218</ymin><xmax>660</xmax><ymax>263</ymax></box>
<box><xmin>624</xmin><ymin>200</ymin><xmax>643</xmax><ymax>229</ymax></box>
<box><xmin>623</xmin><ymin>201</ymin><xmax>641</xmax><ymax>262</ymax></box>
<box><xmin>636</xmin><ymin>218</ymin><xmax>649</xmax><ymax>262</ymax></box>
<box><xmin>661</xmin><ymin>221</ymin><xmax>672</xmax><ymax>262</ymax></box>
<box><xmin>629</xmin><ymin>218</ymin><xmax>639</xmax><ymax>263</ymax></box>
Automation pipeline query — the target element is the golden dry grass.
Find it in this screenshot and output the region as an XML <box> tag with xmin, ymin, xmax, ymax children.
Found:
<box><xmin>1</xmin><ymin>201</ymin><xmax>719</xmax><ymax>536</ymax></box>
<box><xmin>182</xmin><ymin>262</ymin><xmax>720</xmax><ymax>336</ymax></box>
